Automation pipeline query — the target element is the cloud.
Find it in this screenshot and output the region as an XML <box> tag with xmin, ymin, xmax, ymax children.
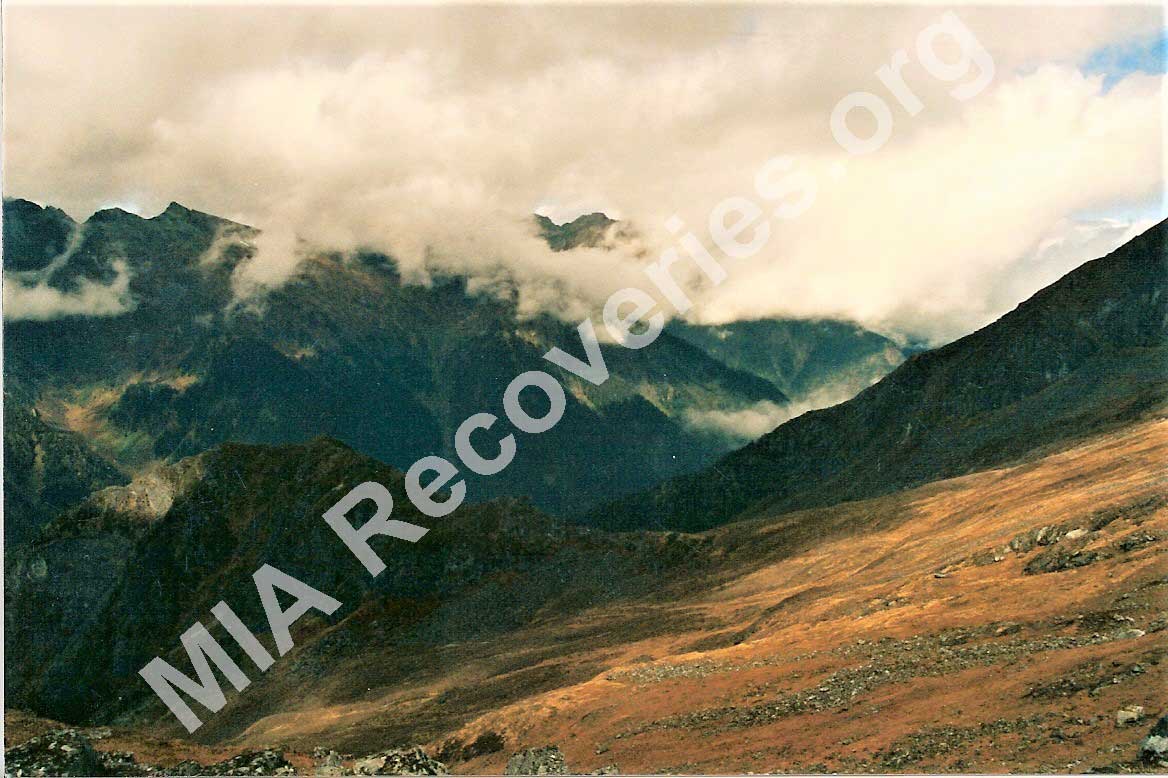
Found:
<box><xmin>3</xmin><ymin>5</ymin><xmax>1162</xmax><ymax>341</ymax></box>
<box><xmin>684</xmin><ymin>400</ymin><xmax>795</xmax><ymax>442</ymax></box>
<box><xmin>4</xmin><ymin>259</ymin><xmax>135</xmax><ymax>321</ymax></box>
<box><xmin>684</xmin><ymin>373</ymin><xmax>889</xmax><ymax>442</ymax></box>
<box><xmin>227</xmin><ymin>228</ymin><xmax>306</xmax><ymax>308</ymax></box>
<box><xmin>695</xmin><ymin>66</ymin><xmax>1165</xmax><ymax>342</ymax></box>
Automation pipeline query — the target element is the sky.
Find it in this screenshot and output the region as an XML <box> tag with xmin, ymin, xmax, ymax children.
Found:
<box><xmin>3</xmin><ymin>3</ymin><xmax>1165</xmax><ymax>344</ymax></box>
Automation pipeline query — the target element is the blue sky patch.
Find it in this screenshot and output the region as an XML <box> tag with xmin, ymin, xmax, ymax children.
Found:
<box><xmin>1083</xmin><ymin>28</ymin><xmax>1167</xmax><ymax>90</ymax></box>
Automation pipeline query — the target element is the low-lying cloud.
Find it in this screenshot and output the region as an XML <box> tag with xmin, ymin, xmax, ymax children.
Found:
<box><xmin>685</xmin><ymin>400</ymin><xmax>795</xmax><ymax>442</ymax></box>
<box><xmin>4</xmin><ymin>259</ymin><xmax>135</xmax><ymax>322</ymax></box>
<box><xmin>684</xmin><ymin>373</ymin><xmax>889</xmax><ymax>442</ymax></box>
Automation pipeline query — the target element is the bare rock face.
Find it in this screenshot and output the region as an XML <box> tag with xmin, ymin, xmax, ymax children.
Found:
<box><xmin>3</xmin><ymin>730</ymin><xmax>154</xmax><ymax>777</ymax></box>
<box><xmin>313</xmin><ymin>747</ymin><xmax>345</xmax><ymax>776</ymax></box>
<box><xmin>86</xmin><ymin>456</ymin><xmax>208</xmax><ymax>519</ymax></box>
<box><xmin>505</xmin><ymin>746</ymin><xmax>569</xmax><ymax>775</ymax></box>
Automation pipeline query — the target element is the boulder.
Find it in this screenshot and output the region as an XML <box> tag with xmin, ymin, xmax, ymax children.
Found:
<box><xmin>1140</xmin><ymin>715</ymin><xmax>1168</xmax><ymax>765</ymax></box>
<box><xmin>313</xmin><ymin>747</ymin><xmax>345</xmax><ymax>776</ymax></box>
<box><xmin>1117</xmin><ymin>706</ymin><xmax>1146</xmax><ymax>726</ymax></box>
<box><xmin>1114</xmin><ymin>628</ymin><xmax>1146</xmax><ymax>641</ymax></box>
<box><xmin>196</xmin><ymin>748</ymin><xmax>296</xmax><ymax>775</ymax></box>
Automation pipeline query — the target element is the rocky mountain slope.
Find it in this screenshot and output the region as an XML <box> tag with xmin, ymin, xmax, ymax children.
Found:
<box><xmin>2</xmin><ymin>197</ymin><xmax>78</xmax><ymax>271</ymax></box>
<box><xmin>591</xmin><ymin>220</ymin><xmax>1168</xmax><ymax>531</ymax></box>
<box><xmin>3</xmin><ymin>393</ymin><xmax>125</xmax><ymax>546</ymax></box>
<box><xmin>434</xmin><ymin>419</ymin><xmax>1167</xmax><ymax>775</ymax></box>
<box><xmin>4</xmin><ymin>436</ymin><xmax>704</xmax><ymax>738</ymax></box>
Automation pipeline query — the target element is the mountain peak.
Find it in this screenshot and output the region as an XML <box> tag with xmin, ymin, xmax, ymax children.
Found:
<box><xmin>150</xmin><ymin>200</ymin><xmax>239</xmax><ymax>227</ymax></box>
<box><xmin>86</xmin><ymin>206</ymin><xmax>143</xmax><ymax>224</ymax></box>
<box><xmin>2</xmin><ymin>197</ymin><xmax>76</xmax><ymax>223</ymax></box>
<box><xmin>535</xmin><ymin>211</ymin><xmax>618</xmax><ymax>251</ymax></box>
<box><xmin>160</xmin><ymin>201</ymin><xmax>193</xmax><ymax>217</ymax></box>
<box><xmin>2</xmin><ymin>198</ymin><xmax>79</xmax><ymax>271</ymax></box>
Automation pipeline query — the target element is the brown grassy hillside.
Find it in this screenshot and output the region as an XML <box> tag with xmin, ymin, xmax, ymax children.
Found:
<box><xmin>13</xmin><ymin>418</ymin><xmax>1159</xmax><ymax>774</ymax></box>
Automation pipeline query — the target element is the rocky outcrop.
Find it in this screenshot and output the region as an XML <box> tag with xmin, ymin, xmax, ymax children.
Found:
<box><xmin>353</xmin><ymin>747</ymin><xmax>446</xmax><ymax>775</ymax></box>
<box><xmin>2</xmin><ymin>733</ymin><xmax>454</xmax><ymax>778</ymax></box>
<box><xmin>4</xmin><ymin>730</ymin><xmax>105</xmax><ymax>777</ymax></box>
<box><xmin>170</xmin><ymin>749</ymin><xmax>295</xmax><ymax>776</ymax></box>
<box><xmin>504</xmin><ymin>746</ymin><xmax>569</xmax><ymax>775</ymax></box>
<box><xmin>534</xmin><ymin>213</ymin><xmax>621</xmax><ymax>252</ymax></box>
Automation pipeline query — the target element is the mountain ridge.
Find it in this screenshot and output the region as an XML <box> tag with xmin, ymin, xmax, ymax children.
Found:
<box><xmin>4</xmin><ymin>434</ymin><xmax>712</xmax><ymax>738</ymax></box>
<box><xmin>589</xmin><ymin>219</ymin><xmax>1168</xmax><ymax>530</ymax></box>
<box><xmin>2</xmin><ymin>197</ymin><xmax>908</xmax><ymax>522</ymax></box>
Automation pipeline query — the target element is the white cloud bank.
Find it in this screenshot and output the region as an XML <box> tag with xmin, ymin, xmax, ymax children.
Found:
<box><xmin>685</xmin><ymin>400</ymin><xmax>795</xmax><ymax>442</ymax></box>
<box><xmin>4</xmin><ymin>260</ymin><xmax>135</xmax><ymax>321</ymax></box>
<box><xmin>3</xmin><ymin>5</ymin><xmax>1163</xmax><ymax>341</ymax></box>
<box><xmin>685</xmin><ymin>372</ymin><xmax>892</xmax><ymax>441</ymax></box>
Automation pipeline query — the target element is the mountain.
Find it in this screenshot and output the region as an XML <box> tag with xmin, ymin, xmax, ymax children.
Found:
<box><xmin>5</xmin><ymin>205</ymin><xmax>1165</xmax><ymax>775</ymax></box>
<box><xmin>534</xmin><ymin>212</ymin><xmax>624</xmax><ymax>251</ymax></box>
<box><xmin>2</xmin><ymin>198</ymin><xmax>787</xmax><ymax>515</ymax></box>
<box><xmin>667</xmin><ymin>318</ymin><xmax>907</xmax><ymax>403</ymax></box>
<box><xmin>4</xmin><ymin>437</ymin><xmax>705</xmax><ymax>742</ymax></box>
<box><xmin>591</xmin><ymin>220</ymin><xmax>1168</xmax><ymax>531</ymax></box>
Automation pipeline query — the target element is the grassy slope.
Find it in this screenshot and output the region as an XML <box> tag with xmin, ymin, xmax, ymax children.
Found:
<box><xmin>7</xmin><ymin>418</ymin><xmax>1164</xmax><ymax>773</ymax></box>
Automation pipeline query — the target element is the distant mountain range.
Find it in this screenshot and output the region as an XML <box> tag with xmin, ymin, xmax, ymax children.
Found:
<box><xmin>2</xmin><ymin>200</ymin><xmax>906</xmax><ymax>534</ymax></box>
<box><xmin>591</xmin><ymin>220</ymin><xmax>1168</xmax><ymax>530</ymax></box>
